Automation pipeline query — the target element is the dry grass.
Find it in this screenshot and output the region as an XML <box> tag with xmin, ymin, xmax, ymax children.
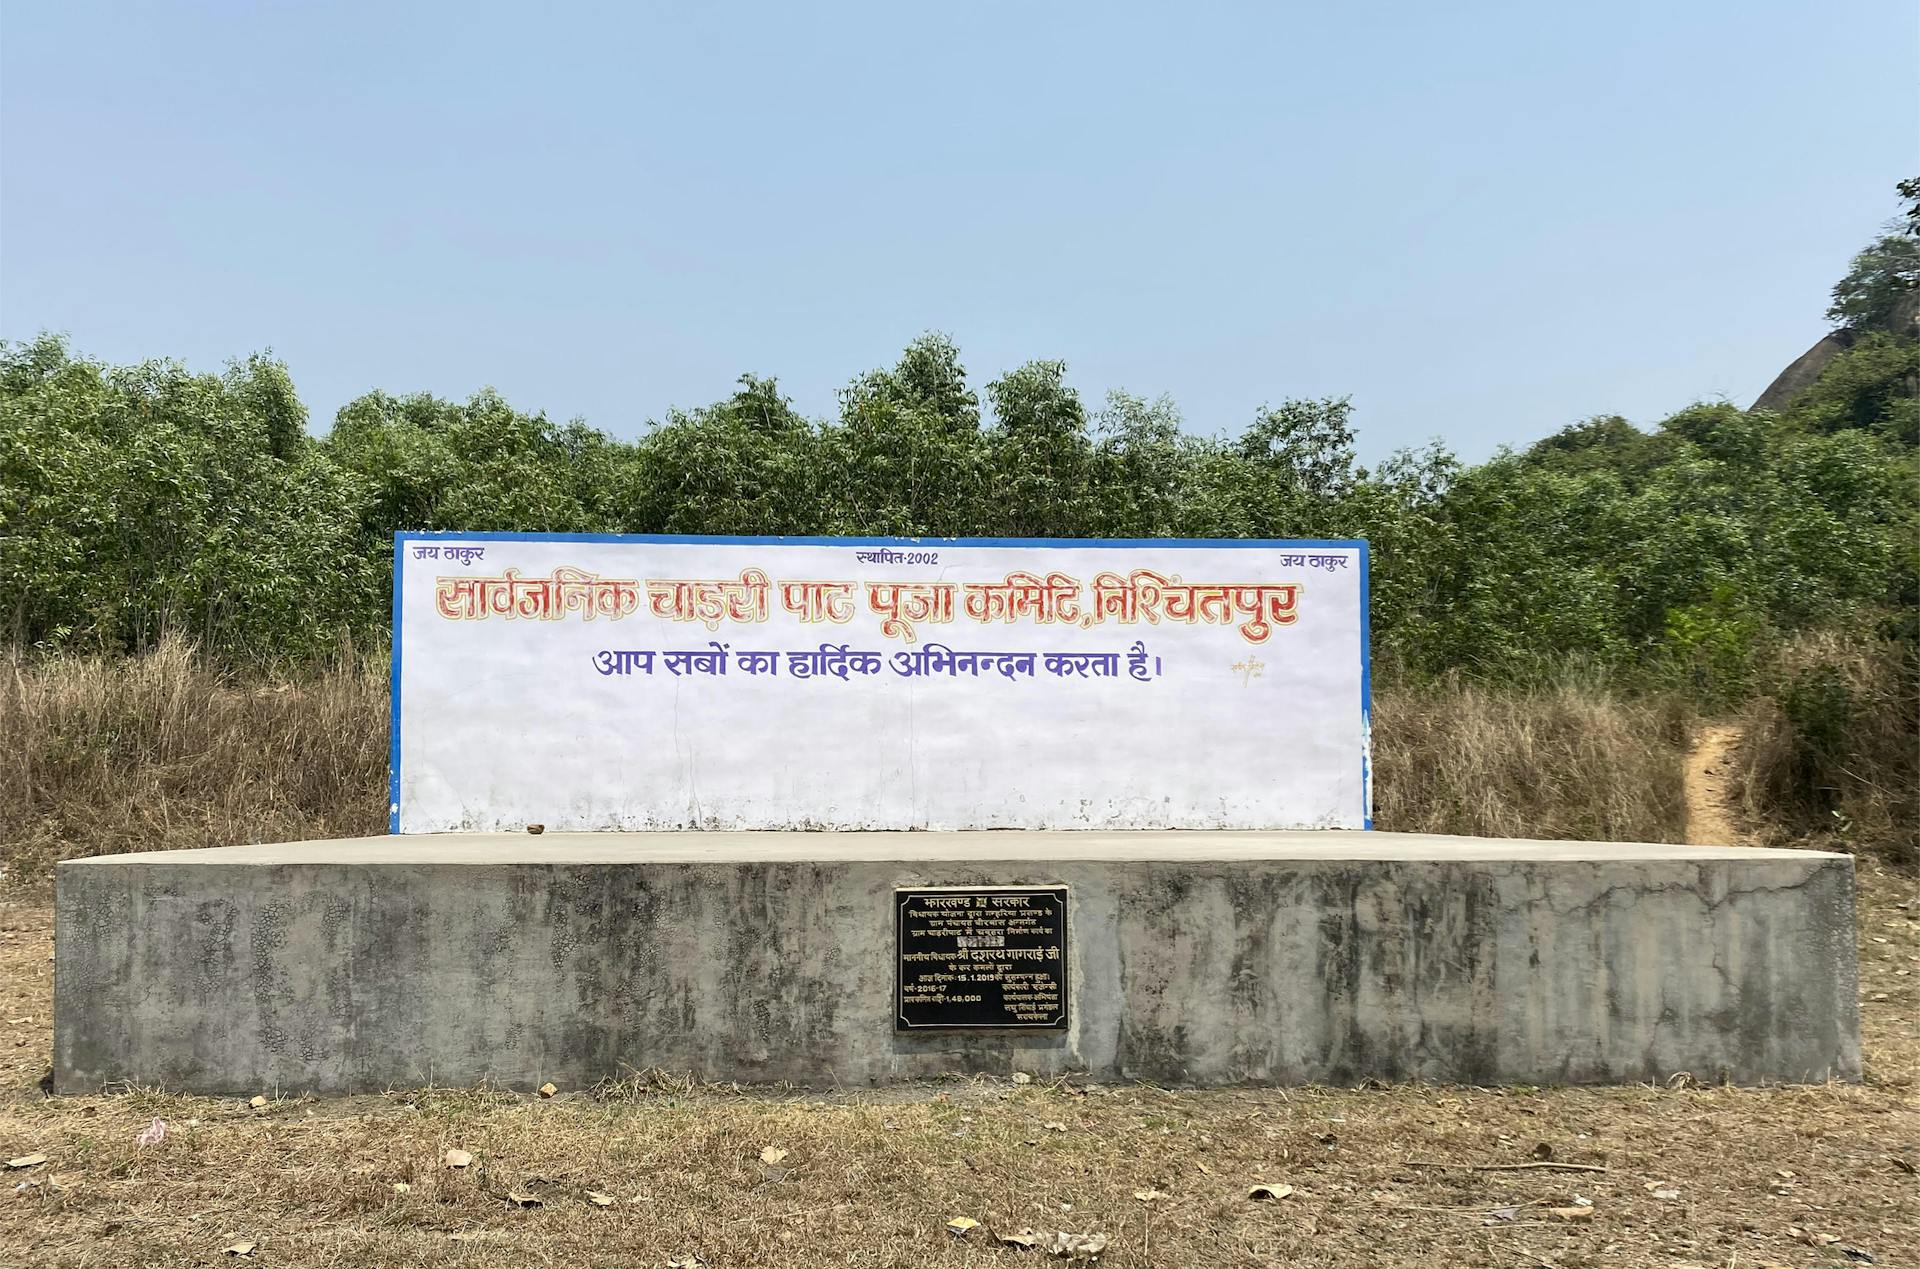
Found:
<box><xmin>3</xmin><ymin>647</ymin><xmax>1710</xmax><ymax>888</ymax></box>
<box><xmin>1</xmin><ymin>865</ymin><xmax>1915</xmax><ymax>1268</ymax></box>
<box><xmin>1733</xmin><ymin>632</ymin><xmax>1920</xmax><ymax>867</ymax></box>
<box><xmin>0</xmin><ymin>638</ymin><xmax>386</xmax><ymax>885</ymax></box>
<box><xmin>1371</xmin><ymin>677</ymin><xmax>1691</xmax><ymax>844</ymax></box>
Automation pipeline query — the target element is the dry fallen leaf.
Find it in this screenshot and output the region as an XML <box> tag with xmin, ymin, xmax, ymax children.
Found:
<box><xmin>1196</xmin><ymin>1161</ymin><xmax>1214</xmax><ymax>1175</ymax></box>
<box><xmin>760</xmin><ymin>1146</ymin><xmax>788</xmax><ymax>1165</ymax></box>
<box><xmin>1042</xmin><ymin>1121</ymin><xmax>1068</xmax><ymax>1133</ymax></box>
<box><xmin>1046</xmin><ymin>1231</ymin><xmax>1110</xmax><ymax>1259</ymax></box>
<box><xmin>537</xmin><ymin>1082</ymin><xmax>557</xmax><ymax>1099</ymax></box>
<box><xmin>1132</xmin><ymin>1188</ymin><xmax>1169</xmax><ymax>1202</ymax></box>
<box><xmin>1011</xmin><ymin>1071</ymin><xmax>1032</xmax><ymax>1085</ymax></box>
<box><xmin>999</xmin><ymin>1229</ymin><xmax>1042</xmax><ymax>1249</ymax></box>
<box><xmin>1247</xmin><ymin>1183</ymin><xmax>1293</xmax><ymax>1201</ymax></box>
<box><xmin>1789</xmin><ymin>1226</ymin><xmax>1842</xmax><ymax>1247</ymax></box>
<box><xmin>946</xmin><ymin>1216</ymin><xmax>979</xmax><ymax>1237</ymax></box>
<box><xmin>392</xmin><ymin>1182</ymin><xmax>410</xmax><ymax>1194</ymax></box>
<box><xmin>504</xmin><ymin>1189</ymin><xmax>542</xmax><ymax>1208</ymax></box>
<box><xmin>666</xmin><ymin>1258</ymin><xmax>705</xmax><ymax>1269</ymax></box>
<box><xmin>224</xmin><ymin>1242</ymin><xmax>256</xmax><ymax>1257</ymax></box>
<box><xmin>248</xmin><ymin>1096</ymin><xmax>268</xmax><ymax>1110</ymax></box>
<box><xmin>444</xmin><ymin>1149</ymin><xmax>474</xmax><ymax>1168</ymax></box>
<box><xmin>1651</xmin><ymin>1188</ymin><xmax>1681</xmax><ymax>1201</ymax></box>
<box><xmin>5</xmin><ymin>1154</ymin><xmax>47</xmax><ymax>1170</ymax></box>
<box><xmin>1550</xmin><ymin>1206</ymin><xmax>1595</xmax><ymax>1222</ymax></box>
<box><xmin>585</xmin><ymin>1190</ymin><xmax>614</xmax><ymax>1207</ymax></box>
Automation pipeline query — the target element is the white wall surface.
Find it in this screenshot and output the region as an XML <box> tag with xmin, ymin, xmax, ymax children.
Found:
<box><xmin>393</xmin><ymin>536</ymin><xmax>1369</xmax><ymax>833</ymax></box>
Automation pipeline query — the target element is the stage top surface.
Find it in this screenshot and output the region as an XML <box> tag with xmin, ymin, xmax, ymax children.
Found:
<box><xmin>63</xmin><ymin>830</ymin><xmax>1844</xmax><ymax>867</ymax></box>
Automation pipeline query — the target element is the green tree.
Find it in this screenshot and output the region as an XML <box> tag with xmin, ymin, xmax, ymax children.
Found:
<box><xmin>1088</xmin><ymin>391</ymin><xmax>1191</xmax><ymax>537</ymax></box>
<box><xmin>623</xmin><ymin>376</ymin><xmax>824</xmax><ymax>535</ymax></box>
<box><xmin>0</xmin><ymin>336</ymin><xmax>371</xmax><ymax>656</ymax></box>
<box><xmin>984</xmin><ymin>361</ymin><xmax>1096</xmax><ymax>537</ymax></box>
<box><xmin>1235</xmin><ymin>397</ymin><xmax>1359</xmax><ymax>498</ymax></box>
<box><xmin>1827</xmin><ymin>234</ymin><xmax>1920</xmax><ymax>331</ymax></box>
<box><xmin>822</xmin><ymin>334</ymin><xmax>986</xmax><ymax>535</ymax></box>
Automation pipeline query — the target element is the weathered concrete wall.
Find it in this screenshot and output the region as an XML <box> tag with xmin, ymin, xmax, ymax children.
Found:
<box><xmin>54</xmin><ymin>833</ymin><xmax>1859</xmax><ymax>1094</ymax></box>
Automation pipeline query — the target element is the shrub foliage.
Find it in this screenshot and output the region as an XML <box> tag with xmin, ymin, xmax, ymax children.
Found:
<box><xmin>3</xmin><ymin>331</ymin><xmax>1912</xmax><ymax>702</ymax></box>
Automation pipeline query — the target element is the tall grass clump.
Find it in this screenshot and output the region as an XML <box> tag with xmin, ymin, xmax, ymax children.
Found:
<box><xmin>1733</xmin><ymin>631</ymin><xmax>1919</xmax><ymax>867</ymax></box>
<box><xmin>0</xmin><ymin>637</ymin><xmax>387</xmax><ymax>884</ymax></box>
<box><xmin>1372</xmin><ymin>675</ymin><xmax>1691</xmax><ymax>844</ymax></box>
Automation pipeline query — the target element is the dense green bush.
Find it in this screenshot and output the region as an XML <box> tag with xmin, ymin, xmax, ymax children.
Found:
<box><xmin>1735</xmin><ymin>633</ymin><xmax>1919</xmax><ymax>865</ymax></box>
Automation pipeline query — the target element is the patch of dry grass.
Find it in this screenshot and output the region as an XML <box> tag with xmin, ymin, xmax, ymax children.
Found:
<box><xmin>3</xmin><ymin>647</ymin><xmax>1716</xmax><ymax>890</ymax></box>
<box><xmin>1854</xmin><ymin>857</ymin><xmax>1920</xmax><ymax>1090</ymax></box>
<box><xmin>0</xmin><ymin>638</ymin><xmax>386</xmax><ymax>885</ymax></box>
<box><xmin>2</xmin><ymin>870</ymin><xmax>1914</xmax><ymax>1268</ymax></box>
<box><xmin>7</xmin><ymin>1082</ymin><xmax>1916</xmax><ymax>1268</ymax></box>
<box><xmin>1371</xmin><ymin>676</ymin><xmax>1691</xmax><ymax>844</ymax></box>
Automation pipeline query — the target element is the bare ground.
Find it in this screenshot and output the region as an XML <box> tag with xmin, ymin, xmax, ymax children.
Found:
<box><xmin>1685</xmin><ymin>723</ymin><xmax>1746</xmax><ymax>848</ymax></box>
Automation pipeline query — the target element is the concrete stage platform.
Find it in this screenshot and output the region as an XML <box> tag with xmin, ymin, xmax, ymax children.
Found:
<box><xmin>54</xmin><ymin>832</ymin><xmax>1859</xmax><ymax>1094</ymax></box>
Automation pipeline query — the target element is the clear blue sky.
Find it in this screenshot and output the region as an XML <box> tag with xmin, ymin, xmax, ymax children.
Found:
<box><xmin>2</xmin><ymin>2</ymin><xmax>1913</xmax><ymax>461</ymax></box>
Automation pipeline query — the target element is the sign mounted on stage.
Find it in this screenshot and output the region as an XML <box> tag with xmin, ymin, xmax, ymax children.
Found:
<box><xmin>389</xmin><ymin>533</ymin><xmax>1371</xmax><ymax>833</ymax></box>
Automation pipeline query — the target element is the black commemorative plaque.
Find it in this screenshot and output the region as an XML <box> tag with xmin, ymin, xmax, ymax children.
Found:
<box><xmin>895</xmin><ymin>886</ymin><xmax>1068</xmax><ymax>1030</ymax></box>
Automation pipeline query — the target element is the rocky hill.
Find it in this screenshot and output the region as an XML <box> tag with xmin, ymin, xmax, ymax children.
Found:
<box><xmin>1753</xmin><ymin>289</ymin><xmax>1920</xmax><ymax>411</ymax></box>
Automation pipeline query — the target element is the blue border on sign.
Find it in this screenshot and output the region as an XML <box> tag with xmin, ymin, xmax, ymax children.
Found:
<box><xmin>387</xmin><ymin>531</ymin><xmax>1374</xmax><ymax>834</ymax></box>
<box><xmin>1357</xmin><ymin>540</ymin><xmax>1372</xmax><ymax>830</ymax></box>
<box><xmin>387</xmin><ymin>541</ymin><xmax>406</xmax><ymax>833</ymax></box>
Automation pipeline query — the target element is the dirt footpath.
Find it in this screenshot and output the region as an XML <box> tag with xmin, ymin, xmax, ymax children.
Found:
<box><xmin>1684</xmin><ymin>722</ymin><xmax>1746</xmax><ymax>847</ymax></box>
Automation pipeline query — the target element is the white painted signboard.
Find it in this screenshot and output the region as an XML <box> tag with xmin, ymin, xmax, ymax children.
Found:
<box><xmin>390</xmin><ymin>534</ymin><xmax>1370</xmax><ymax>833</ymax></box>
